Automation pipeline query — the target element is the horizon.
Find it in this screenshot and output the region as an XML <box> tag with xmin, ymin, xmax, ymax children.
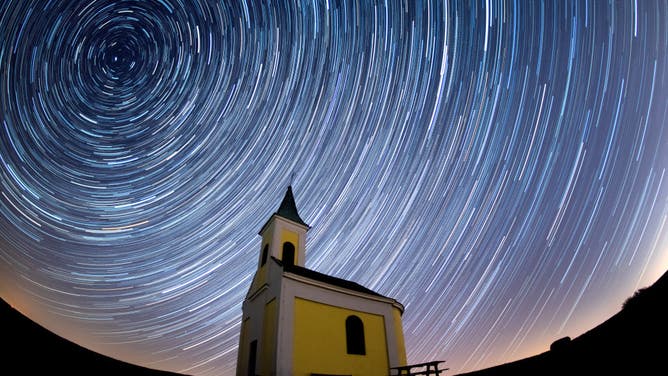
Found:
<box><xmin>1</xmin><ymin>1</ymin><xmax>667</xmax><ymax>375</ymax></box>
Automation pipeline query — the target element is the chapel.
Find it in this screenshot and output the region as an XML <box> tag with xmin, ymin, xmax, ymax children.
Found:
<box><xmin>236</xmin><ymin>186</ymin><xmax>407</xmax><ymax>376</ymax></box>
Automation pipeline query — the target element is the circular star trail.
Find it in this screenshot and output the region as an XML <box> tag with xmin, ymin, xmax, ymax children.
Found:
<box><xmin>1</xmin><ymin>1</ymin><xmax>667</xmax><ymax>375</ymax></box>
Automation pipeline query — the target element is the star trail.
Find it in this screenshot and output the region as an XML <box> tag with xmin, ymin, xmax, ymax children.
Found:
<box><xmin>1</xmin><ymin>0</ymin><xmax>667</xmax><ymax>375</ymax></box>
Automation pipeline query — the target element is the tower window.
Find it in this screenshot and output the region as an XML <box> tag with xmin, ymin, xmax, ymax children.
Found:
<box><xmin>282</xmin><ymin>242</ymin><xmax>295</xmax><ymax>267</ymax></box>
<box><xmin>345</xmin><ymin>315</ymin><xmax>366</xmax><ymax>355</ymax></box>
<box><xmin>261</xmin><ymin>245</ymin><xmax>268</xmax><ymax>266</ymax></box>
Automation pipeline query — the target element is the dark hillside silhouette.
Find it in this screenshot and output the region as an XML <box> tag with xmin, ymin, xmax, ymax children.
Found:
<box><xmin>0</xmin><ymin>298</ymin><xmax>186</xmax><ymax>375</ymax></box>
<box><xmin>458</xmin><ymin>269</ymin><xmax>668</xmax><ymax>376</ymax></box>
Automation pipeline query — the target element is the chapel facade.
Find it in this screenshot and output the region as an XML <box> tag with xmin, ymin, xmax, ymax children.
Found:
<box><xmin>236</xmin><ymin>186</ymin><xmax>407</xmax><ymax>376</ymax></box>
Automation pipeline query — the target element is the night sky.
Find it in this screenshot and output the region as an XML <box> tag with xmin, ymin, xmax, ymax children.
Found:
<box><xmin>1</xmin><ymin>1</ymin><xmax>667</xmax><ymax>375</ymax></box>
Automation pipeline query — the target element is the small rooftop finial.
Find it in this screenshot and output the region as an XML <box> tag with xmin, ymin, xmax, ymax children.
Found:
<box><xmin>275</xmin><ymin>185</ymin><xmax>309</xmax><ymax>228</ymax></box>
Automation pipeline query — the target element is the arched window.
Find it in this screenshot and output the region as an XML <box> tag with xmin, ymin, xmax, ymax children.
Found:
<box><xmin>282</xmin><ymin>242</ymin><xmax>295</xmax><ymax>267</ymax></box>
<box><xmin>346</xmin><ymin>315</ymin><xmax>366</xmax><ymax>355</ymax></box>
<box><xmin>260</xmin><ymin>245</ymin><xmax>268</xmax><ymax>266</ymax></box>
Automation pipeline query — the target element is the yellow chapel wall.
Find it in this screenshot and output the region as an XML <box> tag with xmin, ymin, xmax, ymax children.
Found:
<box><xmin>258</xmin><ymin>222</ymin><xmax>274</xmax><ymax>281</ymax></box>
<box><xmin>236</xmin><ymin>318</ymin><xmax>250</xmax><ymax>375</ymax></box>
<box><xmin>249</xmin><ymin>252</ymin><xmax>269</xmax><ymax>293</ymax></box>
<box><xmin>260</xmin><ymin>298</ymin><xmax>278</xmax><ymax>375</ymax></box>
<box><xmin>392</xmin><ymin>306</ymin><xmax>407</xmax><ymax>365</ymax></box>
<box><xmin>292</xmin><ymin>297</ymin><xmax>389</xmax><ymax>376</ymax></box>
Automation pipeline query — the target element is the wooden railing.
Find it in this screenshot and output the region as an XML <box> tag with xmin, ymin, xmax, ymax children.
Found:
<box><xmin>389</xmin><ymin>360</ymin><xmax>448</xmax><ymax>376</ymax></box>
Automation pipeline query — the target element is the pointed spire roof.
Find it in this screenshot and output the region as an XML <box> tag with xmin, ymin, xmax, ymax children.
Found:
<box><xmin>274</xmin><ymin>186</ymin><xmax>309</xmax><ymax>228</ymax></box>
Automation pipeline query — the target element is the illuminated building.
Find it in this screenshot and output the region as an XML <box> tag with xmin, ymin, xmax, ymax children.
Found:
<box><xmin>236</xmin><ymin>186</ymin><xmax>407</xmax><ymax>376</ymax></box>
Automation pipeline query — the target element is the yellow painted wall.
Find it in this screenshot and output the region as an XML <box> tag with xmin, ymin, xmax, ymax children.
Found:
<box><xmin>258</xmin><ymin>242</ymin><xmax>269</xmax><ymax>267</ymax></box>
<box><xmin>392</xmin><ymin>307</ymin><xmax>407</xmax><ymax>366</ymax></box>
<box><xmin>261</xmin><ymin>299</ymin><xmax>277</xmax><ymax>375</ymax></box>
<box><xmin>237</xmin><ymin>318</ymin><xmax>249</xmax><ymax>374</ymax></box>
<box><xmin>279</xmin><ymin>230</ymin><xmax>299</xmax><ymax>264</ymax></box>
<box><xmin>260</xmin><ymin>222</ymin><xmax>274</xmax><ymax>265</ymax></box>
<box><xmin>261</xmin><ymin>223</ymin><xmax>273</xmax><ymax>246</ymax></box>
<box><xmin>293</xmin><ymin>298</ymin><xmax>389</xmax><ymax>376</ymax></box>
<box><xmin>260</xmin><ymin>227</ymin><xmax>273</xmax><ymax>262</ymax></box>
<box><xmin>248</xmin><ymin>246</ymin><xmax>269</xmax><ymax>296</ymax></box>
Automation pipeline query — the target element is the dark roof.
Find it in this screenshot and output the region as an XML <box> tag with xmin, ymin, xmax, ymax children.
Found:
<box><xmin>279</xmin><ymin>259</ymin><xmax>386</xmax><ymax>298</ymax></box>
<box><xmin>274</xmin><ymin>186</ymin><xmax>309</xmax><ymax>228</ymax></box>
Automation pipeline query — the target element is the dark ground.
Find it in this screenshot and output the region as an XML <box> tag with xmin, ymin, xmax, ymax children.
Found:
<box><xmin>457</xmin><ymin>269</ymin><xmax>668</xmax><ymax>376</ymax></box>
<box><xmin>3</xmin><ymin>269</ymin><xmax>666</xmax><ymax>375</ymax></box>
<box><xmin>0</xmin><ymin>298</ymin><xmax>185</xmax><ymax>376</ymax></box>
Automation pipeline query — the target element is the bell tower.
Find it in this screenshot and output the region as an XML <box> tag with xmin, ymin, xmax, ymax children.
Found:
<box><xmin>237</xmin><ymin>186</ymin><xmax>311</xmax><ymax>376</ymax></box>
<box><xmin>257</xmin><ymin>186</ymin><xmax>310</xmax><ymax>268</ymax></box>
